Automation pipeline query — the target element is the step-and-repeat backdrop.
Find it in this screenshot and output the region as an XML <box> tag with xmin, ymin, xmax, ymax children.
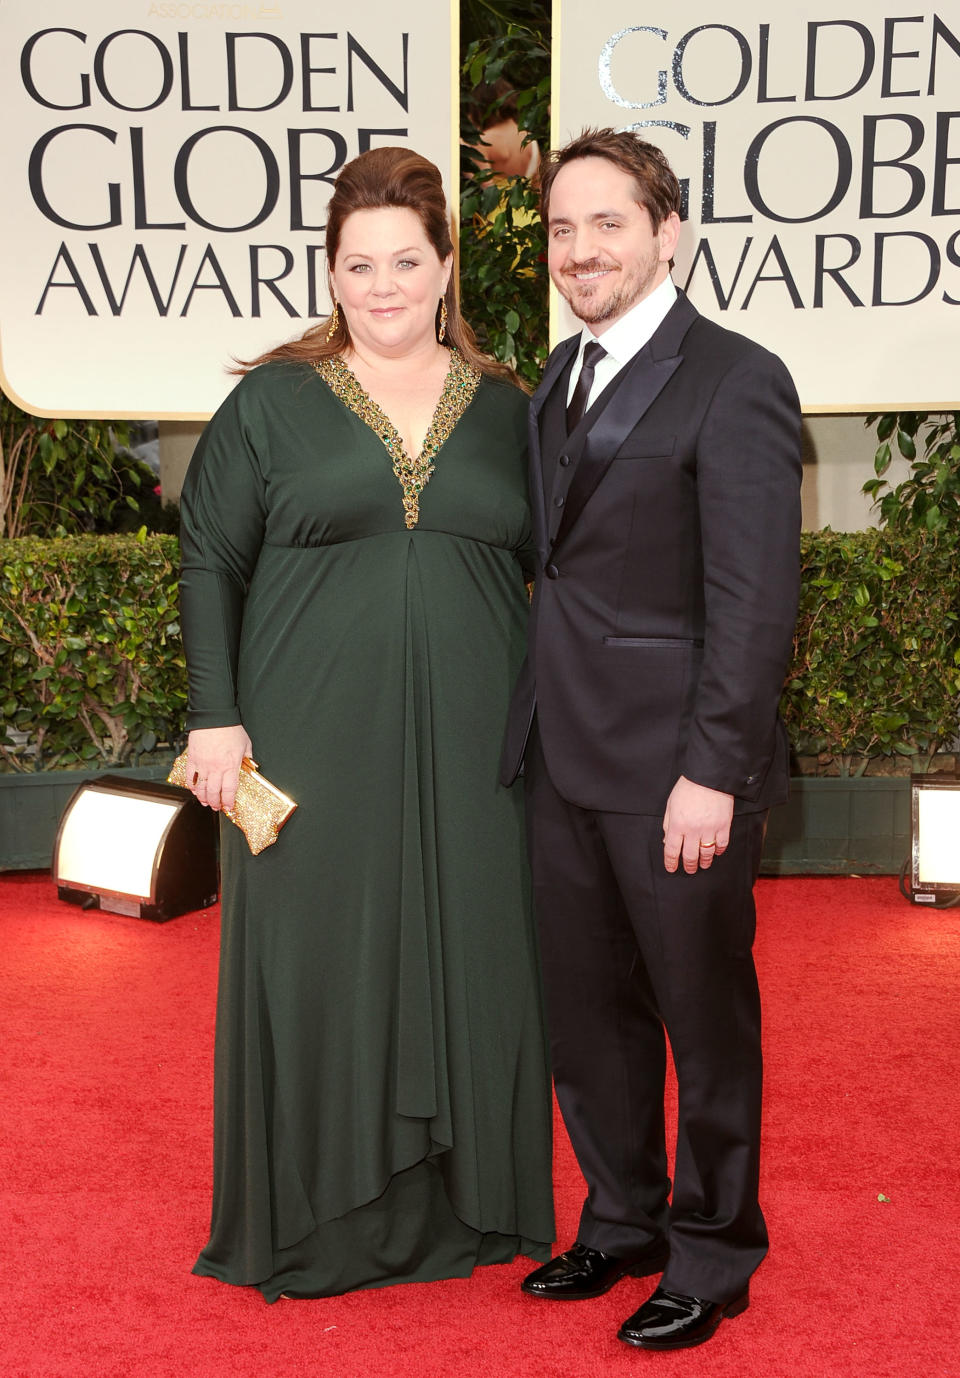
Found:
<box><xmin>553</xmin><ymin>3</ymin><xmax>959</xmax><ymax>409</ymax></box>
<box><xmin>0</xmin><ymin>1</ymin><xmax>456</xmax><ymax>417</ymax></box>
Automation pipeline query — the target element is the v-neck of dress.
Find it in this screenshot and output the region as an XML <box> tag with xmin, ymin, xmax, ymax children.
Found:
<box><xmin>314</xmin><ymin>348</ymin><xmax>482</xmax><ymax>530</ymax></box>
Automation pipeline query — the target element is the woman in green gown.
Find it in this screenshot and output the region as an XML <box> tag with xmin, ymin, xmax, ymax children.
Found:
<box><xmin>179</xmin><ymin>147</ymin><xmax>554</xmax><ymax>1301</ymax></box>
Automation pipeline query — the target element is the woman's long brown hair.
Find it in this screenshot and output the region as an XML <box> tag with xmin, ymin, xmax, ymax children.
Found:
<box><xmin>237</xmin><ymin>146</ymin><xmax>521</xmax><ymax>388</ymax></box>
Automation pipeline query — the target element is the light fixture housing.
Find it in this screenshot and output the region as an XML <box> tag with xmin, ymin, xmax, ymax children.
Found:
<box><xmin>54</xmin><ymin>775</ymin><xmax>218</xmax><ymax>921</ymax></box>
<box><xmin>909</xmin><ymin>774</ymin><xmax>960</xmax><ymax>904</ymax></box>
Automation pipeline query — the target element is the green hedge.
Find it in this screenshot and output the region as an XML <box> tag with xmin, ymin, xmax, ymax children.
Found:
<box><xmin>784</xmin><ymin>529</ymin><xmax>960</xmax><ymax>774</ymax></box>
<box><xmin>0</xmin><ymin>534</ymin><xmax>185</xmax><ymax>771</ymax></box>
<box><xmin>1</xmin><ymin>530</ymin><xmax>958</xmax><ymax>774</ymax></box>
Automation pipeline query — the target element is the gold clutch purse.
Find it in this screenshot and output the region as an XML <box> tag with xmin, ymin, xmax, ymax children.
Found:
<box><xmin>167</xmin><ymin>752</ymin><xmax>297</xmax><ymax>855</ymax></box>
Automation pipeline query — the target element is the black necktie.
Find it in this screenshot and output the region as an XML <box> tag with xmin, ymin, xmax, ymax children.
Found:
<box><xmin>566</xmin><ymin>340</ymin><xmax>607</xmax><ymax>433</ymax></box>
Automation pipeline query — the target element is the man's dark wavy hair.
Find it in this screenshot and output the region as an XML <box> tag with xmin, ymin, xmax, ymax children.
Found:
<box><xmin>540</xmin><ymin>127</ymin><xmax>682</xmax><ymax>231</ymax></box>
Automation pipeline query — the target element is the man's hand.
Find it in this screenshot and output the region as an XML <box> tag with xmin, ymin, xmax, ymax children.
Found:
<box><xmin>662</xmin><ymin>775</ymin><xmax>735</xmax><ymax>874</ymax></box>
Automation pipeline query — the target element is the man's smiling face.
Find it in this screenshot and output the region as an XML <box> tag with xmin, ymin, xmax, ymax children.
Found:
<box><xmin>546</xmin><ymin>155</ymin><xmax>680</xmax><ymax>333</ymax></box>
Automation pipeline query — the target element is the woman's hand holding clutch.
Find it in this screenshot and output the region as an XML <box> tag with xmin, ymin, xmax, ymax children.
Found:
<box><xmin>185</xmin><ymin>725</ymin><xmax>253</xmax><ymax>811</ymax></box>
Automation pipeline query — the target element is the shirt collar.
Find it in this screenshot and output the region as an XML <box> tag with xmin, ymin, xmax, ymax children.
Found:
<box><xmin>574</xmin><ymin>276</ymin><xmax>678</xmax><ymax>371</ymax></box>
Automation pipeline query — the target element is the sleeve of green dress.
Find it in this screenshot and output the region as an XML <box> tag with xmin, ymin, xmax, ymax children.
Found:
<box><xmin>488</xmin><ymin>376</ymin><xmax>538</xmax><ymax>580</ymax></box>
<box><xmin>178</xmin><ymin>376</ymin><xmax>268</xmax><ymax>730</ymax></box>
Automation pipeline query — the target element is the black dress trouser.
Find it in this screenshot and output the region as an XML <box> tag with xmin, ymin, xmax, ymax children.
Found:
<box><xmin>526</xmin><ymin>730</ymin><xmax>769</xmax><ymax>1304</ymax></box>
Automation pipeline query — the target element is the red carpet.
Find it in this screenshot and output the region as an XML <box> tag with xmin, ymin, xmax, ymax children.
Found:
<box><xmin>2</xmin><ymin>872</ymin><xmax>959</xmax><ymax>1378</ymax></box>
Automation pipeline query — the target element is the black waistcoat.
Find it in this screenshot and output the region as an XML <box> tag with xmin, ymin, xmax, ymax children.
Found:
<box><xmin>538</xmin><ymin>350</ymin><xmax>638</xmax><ymax>548</ymax></box>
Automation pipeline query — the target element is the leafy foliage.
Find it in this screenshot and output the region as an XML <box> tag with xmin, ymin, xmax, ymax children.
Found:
<box><xmin>460</xmin><ymin>178</ymin><xmax>548</xmax><ymax>387</ymax></box>
<box><xmin>459</xmin><ymin>11</ymin><xmax>551</xmax><ymax>387</ymax></box>
<box><xmin>0</xmin><ymin>390</ymin><xmax>148</xmax><ymax>539</ymax></box>
<box><xmin>863</xmin><ymin>411</ymin><xmax>960</xmax><ymax>536</ymax></box>
<box><xmin>0</xmin><ymin>534</ymin><xmax>186</xmax><ymax>771</ymax></box>
<box><xmin>4</xmin><ymin>529</ymin><xmax>957</xmax><ymax>775</ymax></box>
<box><xmin>461</xmin><ymin>1</ymin><xmax>550</xmax><ymax>56</ymax></box>
<box><xmin>781</xmin><ymin>528</ymin><xmax>960</xmax><ymax>776</ymax></box>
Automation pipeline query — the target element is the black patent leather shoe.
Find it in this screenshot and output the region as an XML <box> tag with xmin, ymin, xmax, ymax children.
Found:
<box><xmin>618</xmin><ymin>1285</ymin><xmax>749</xmax><ymax>1349</ymax></box>
<box><xmin>521</xmin><ymin>1239</ymin><xmax>668</xmax><ymax>1300</ymax></box>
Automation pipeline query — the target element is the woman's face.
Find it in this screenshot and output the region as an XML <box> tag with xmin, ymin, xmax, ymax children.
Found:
<box><xmin>331</xmin><ymin>206</ymin><xmax>452</xmax><ymax>359</ymax></box>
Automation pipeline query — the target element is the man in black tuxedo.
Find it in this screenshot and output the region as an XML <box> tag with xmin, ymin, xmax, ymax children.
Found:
<box><xmin>502</xmin><ymin>130</ymin><xmax>802</xmax><ymax>1350</ymax></box>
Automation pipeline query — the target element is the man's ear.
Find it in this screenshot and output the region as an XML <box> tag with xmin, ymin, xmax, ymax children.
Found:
<box><xmin>658</xmin><ymin>211</ymin><xmax>682</xmax><ymax>265</ymax></box>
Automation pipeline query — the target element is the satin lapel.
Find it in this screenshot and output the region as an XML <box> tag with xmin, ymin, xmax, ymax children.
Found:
<box><xmin>526</xmin><ymin>405</ymin><xmax>549</xmax><ymax>557</ymax></box>
<box><xmin>531</xmin><ymin>334</ymin><xmax>579</xmax><ymax>428</ymax></box>
<box><xmin>529</xmin><ymin>336</ymin><xmax>578</xmax><ymax>556</ymax></box>
<box><xmin>549</xmin><ymin>295</ymin><xmax>696</xmax><ymax>555</ymax></box>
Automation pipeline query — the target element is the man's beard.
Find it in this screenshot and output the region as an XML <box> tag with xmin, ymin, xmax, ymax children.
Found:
<box><xmin>559</xmin><ymin>253</ymin><xmax>659</xmax><ymax>325</ymax></box>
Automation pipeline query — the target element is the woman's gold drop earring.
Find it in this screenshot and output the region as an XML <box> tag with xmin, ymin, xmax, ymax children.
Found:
<box><xmin>438</xmin><ymin>298</ymin><xmax>448</xmax><ymax>344</ymax></box>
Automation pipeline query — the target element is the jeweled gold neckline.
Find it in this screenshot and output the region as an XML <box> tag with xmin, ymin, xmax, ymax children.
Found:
<box><xmin>314</xmin><ymin>348</ymin><xmax>482</xmax><ymax>529</ymax></box>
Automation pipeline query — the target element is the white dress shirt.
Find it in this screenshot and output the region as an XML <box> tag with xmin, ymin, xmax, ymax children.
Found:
<box><xmin>566</xmin><ymin>276</ymin><xmax>678</xmax><ymax>411</ymax></box>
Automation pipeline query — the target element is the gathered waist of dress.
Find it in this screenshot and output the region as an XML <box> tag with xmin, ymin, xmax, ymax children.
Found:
<box><xmin>259</xmin><ymin>529</ymin><xmax>519</xmax><ymax>554</ymax></box>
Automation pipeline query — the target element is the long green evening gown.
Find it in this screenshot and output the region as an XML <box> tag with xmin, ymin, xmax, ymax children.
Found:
<box><xmin>179</xmin><ymin>350</ymin><xmax>554</xmax><ymax>1301</ymax></box>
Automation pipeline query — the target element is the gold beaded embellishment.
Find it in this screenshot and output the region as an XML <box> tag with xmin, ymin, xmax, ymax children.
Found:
<box><xmin>314</xmin><ymin>349</ymin><xmax>481</xmax><ymax>529</ymax></box>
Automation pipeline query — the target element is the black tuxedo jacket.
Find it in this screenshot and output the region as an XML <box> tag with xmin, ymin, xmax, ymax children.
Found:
<box><xmin>501</xmin><ymin>289</ymin><xmax>802</xmax><ymax>816</ymax></box>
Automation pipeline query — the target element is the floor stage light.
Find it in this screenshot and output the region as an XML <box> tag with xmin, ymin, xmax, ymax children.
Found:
<box><xmin>54</xmin><ymin>775</ymin><xmax>218</xmax><ymax>921</ymax></box>
<box><xmin>909</xmin><ymin>774</ymin><xmax>960</xmax><ymax>905</ymax></box>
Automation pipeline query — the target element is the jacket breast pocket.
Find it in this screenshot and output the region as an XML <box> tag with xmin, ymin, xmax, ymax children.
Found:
<box><xmin>613</xmin><ymin>435</ymin><xmax>677</xmax><ymax>461</ymax></box>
